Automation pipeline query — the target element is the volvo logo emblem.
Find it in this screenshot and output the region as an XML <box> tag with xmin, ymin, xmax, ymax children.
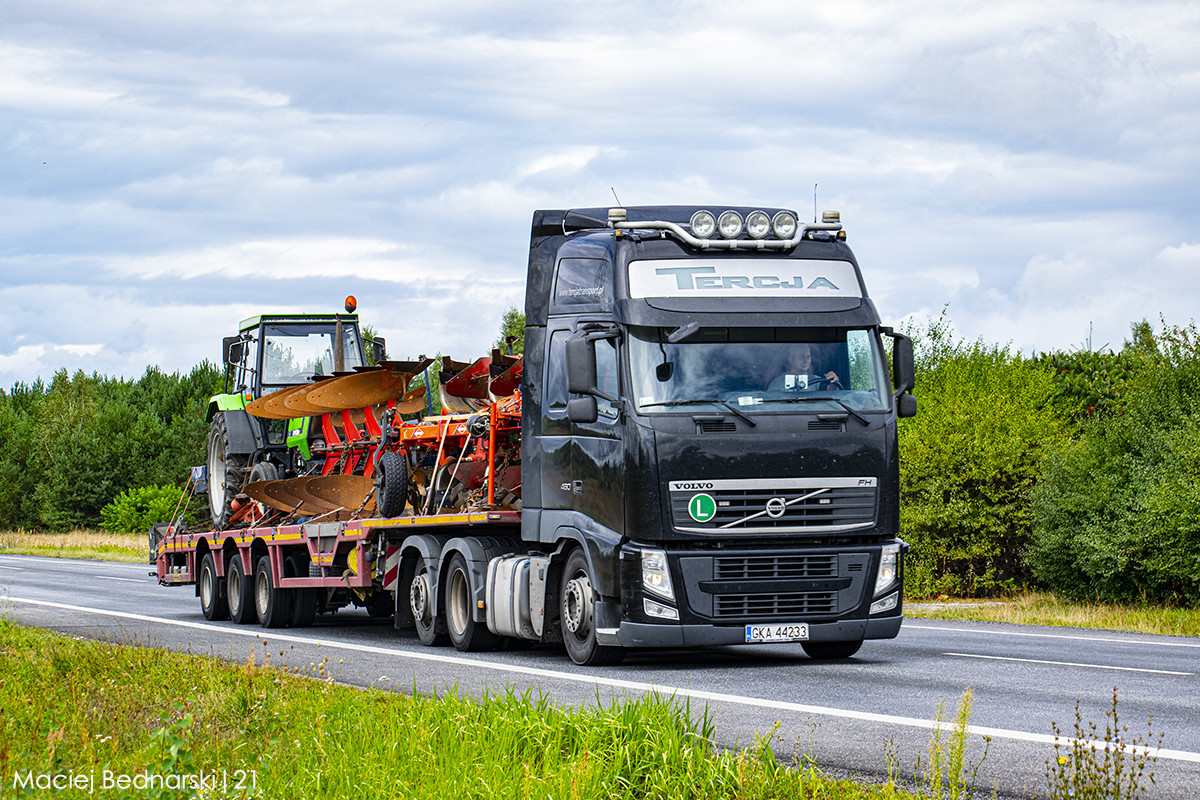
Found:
<box><xmin>765</xmin><ymin>497</ymin><xmax>787</xmax><ymax>519</ymax></box>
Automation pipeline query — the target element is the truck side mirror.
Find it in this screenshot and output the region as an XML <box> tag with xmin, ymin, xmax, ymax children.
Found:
<box><xmin>223</xmin><ymin>336</ymin><xmax>244</xmax><ymax>367</ymax></box>
<box><xmin>567</xmin><ymin>396</ymin><xmax>598</xmax><ymax>423</ymax></box>
<box><xmin>897</xmin><ymin>393</ymin><xmax>917</xmax><ymax>418</ymax></box>
<box><xmin>566</xmin><ymin>336</ymin><xmax>597</xmax><ymax>395</ymax></box>
<box><xmin>372</xmin><ymin>337</ymin><xmax>387</xmax><ymax>363</ymax></box>
<box><xmin>891</xmin><ymin>334</ymin><xmax>915</xmax><ymax>394</ymax></box>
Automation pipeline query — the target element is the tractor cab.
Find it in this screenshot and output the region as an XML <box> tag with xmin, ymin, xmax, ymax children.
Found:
<box><xmin>202</xmin><ymin>302</ymin><xmax>378</xmax><ymax>529</ymax></box>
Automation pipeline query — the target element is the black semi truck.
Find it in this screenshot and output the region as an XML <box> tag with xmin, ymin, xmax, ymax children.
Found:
<box><xmin>157</xmin><ymin>204</ymin><xmax>915</xmax><ymax>667</ymax></box>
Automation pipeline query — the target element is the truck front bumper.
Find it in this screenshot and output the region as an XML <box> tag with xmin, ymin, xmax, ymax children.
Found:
<box><xmin>604</xmin><ymin>614</ymin><xmax>903</xmax><ymax>648</ymax></box>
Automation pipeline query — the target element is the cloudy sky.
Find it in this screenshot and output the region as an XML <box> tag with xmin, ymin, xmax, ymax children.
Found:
<box><xmin>3</xmin><ymin>0</ymin><xmax>1198</xmax><ymax>389</ymax></box>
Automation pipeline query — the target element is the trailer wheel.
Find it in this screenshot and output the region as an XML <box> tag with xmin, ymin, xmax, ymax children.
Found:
<box><xmin>227</xmin><ymin>554</ymin><xmax>257</xmax><ymax>624</ymax></box>
<box><xmin>445</xmin><ymin>553</ymin><xmax>499</xmax><ymax>652</ymax></box>
<box><xmin>198</xmin><ymin>553</ymin><xmax>229</xmax><ymax>621</ymax></box>
<box><xmin>208</xmin><ymin>414</ymin><xmax>247</xmax><ymax>530</ymax></box>
<box><xmin>285</xmin><ymin>554</ymin><xmax>317</xmax><ymax>628</ymax></box>
<box><xmin>374</xmin><ymin>451</ymin><xmax>408</xmax><ymax>518</ymax></box>
<box><xmin>408</xmin><ymin>560</ymin><xmax>448</xmax><ymax>646</ymax></box>
<box><xmin>801</xmin><ymin>640</ymin><xmax>862</xmax><ymax>660</ymax></box>
<box><xmin>560</xmin><ymin>549</ymin><xmax>625</xmax><ymax>666</ymax></box>
<box><xmin>255</xmin><ymin>555</ymin><xmax>293</xmax><ymax>628</ymax></box>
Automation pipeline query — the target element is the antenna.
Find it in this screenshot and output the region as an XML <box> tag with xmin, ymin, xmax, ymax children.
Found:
<box><xmin>611</xmin><ymin>187</ymin><xmax>623</xmax><ymax>206</ymax></box>
<box><xmin>813</xmin><ymin>183</ymin><xmax>818</xmax><ymax>223</ymax></box>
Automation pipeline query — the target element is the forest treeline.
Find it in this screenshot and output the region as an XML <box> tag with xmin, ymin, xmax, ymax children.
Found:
<box><xmin>1</xmin><ymin>318</ymin><xmax>1198</xmax><ymax>606</ymax></box>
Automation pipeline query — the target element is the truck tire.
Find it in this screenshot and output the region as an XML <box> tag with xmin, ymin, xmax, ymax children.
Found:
<box><xmin>444</xmin><ymin>553</ymin><xmax>499</xmax><ymax>652</ymax></box>
<box><xmin>801</xmin><ymin>640</ymin><xmax>863</xmax><ymax>660</ymax></box>
<box><xmin>407</xmin><ymin>560</ymin><xmax>448</xmax><ymax>646</ymax></box>
<box><xmin>208</xmin><ymin>414</ymin><xmax>247</xmax><ymax>530</ymax></box>
<box><xmin>560</xmin><ymin>549</ymin><xmax>625</xmax><ymax>666</ymax></box>
<box><xmin>374</xmin><ymin>451</ymin><xmax>408</xmax><ymax>518</ymax></box>
<box><xmin>255</xmin><ymin>555</ymin><xmax>293</xmax><ymax>628</ymax></box>
<box><xmin>198</xmin><ymin>553</ymin><xmax>229</xmax><ymax>620</ymax></box>
<box><xmin>285</xmin><ymin>554</ymin><xmax>318</xmax><ymax>628</ymax></box>
<box><xmin>227</xmin><ymin>554</ymin><xmax>257</xmax><ymax>624</ymax></box>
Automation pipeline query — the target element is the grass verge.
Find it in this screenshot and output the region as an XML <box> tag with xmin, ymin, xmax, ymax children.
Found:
<box><xmin>0</xmin><ymin>620</ymin><xmax>917</xmax><ymax>800</ymax></box>
<box><xmin>0</xmin><ymin>530</ymin><xmax>146</xmax><ymax>563</ymax></box>
<box><xmin>909</xmin><ymin>591</ymin><xmax>1200</xmax><ymax>637</ymax></box>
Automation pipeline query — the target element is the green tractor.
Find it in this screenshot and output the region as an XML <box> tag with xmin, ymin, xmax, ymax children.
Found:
<box><xmin>203</xmin><ymin>299</ymin><xmax>383</xmax><ymax>529</ymax></box>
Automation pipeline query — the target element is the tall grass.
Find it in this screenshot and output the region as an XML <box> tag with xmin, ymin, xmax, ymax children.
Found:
<box><xmin>0</xmin><ymin>621</ymin><xmax>915</xmax><ymax>799</ymax></box>
<box><xmin>909</xmin><ymin>592</ymin><xmax>1200</xmax><ymax>637</ymax></box>
<box><xmin>0</xmin><ymin>529</ymin><xmax>145</xmax><ymax>562</ymax></box>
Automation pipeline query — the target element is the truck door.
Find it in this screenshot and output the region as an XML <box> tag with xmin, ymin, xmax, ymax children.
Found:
<box><xmin>540</xmin><ymin>329</ymin><xmax>624</xmax><ymax>534</ymax></box>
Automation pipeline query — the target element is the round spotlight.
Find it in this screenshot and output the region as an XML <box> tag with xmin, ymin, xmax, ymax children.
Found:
<box><xmin>772</xmin><ymin>211</ymin><xmax>798</xmax><ymax>239</ymax></box>
<box><xmin>746</xmin><ymin>210</ymin><xmax>771</xmax><ymax>239</ymax></box>
<box><xmin>717</xmin><ymin>210</ymin><xmax>743</xmax><ymax>239</ymax></box>
<box><xmin>690</xmin><ymin>210</ymin><xmax>716</xmax><ymax>238</ymax></box>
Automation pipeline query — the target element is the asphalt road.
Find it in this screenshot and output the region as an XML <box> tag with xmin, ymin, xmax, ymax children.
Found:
<box><xmin>3</xmin><ymin>553</ymin><xmax>1198</xmax><ymax>798</ymax></box>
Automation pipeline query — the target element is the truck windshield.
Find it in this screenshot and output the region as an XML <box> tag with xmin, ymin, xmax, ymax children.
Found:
<box><xmin>261</xmin><ymin>323</ymin><xmax>363</xmax><ymax>387</ymax></box>
<box><xmin>628</xmin><ymin>326</ymin><xmax>890</xmax><ymax>414</ymax></box>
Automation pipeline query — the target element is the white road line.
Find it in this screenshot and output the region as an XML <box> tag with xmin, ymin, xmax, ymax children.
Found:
<box><xmin>5</xmin><ymin>595</ymin><xmax>1200</xmax><ymax>765</ymax></box>
<box><xmin>94</xmin><ymin>576</ymin><xmax>145</xmax><ymax>583</ymax></box>
<box><xmin>0</xmin><ymin>565</ymin><xmax>24</xmax><ymax>570</ymax></box>
<box><xmin>907</xmin><ymin>623</ymin><xmax>1200</xmax><ymax>649</ymax></box>
<box><xmin>945</xmin><ymin>652</ymin><xmax>1194</xmax><ymax>676</ymax></box>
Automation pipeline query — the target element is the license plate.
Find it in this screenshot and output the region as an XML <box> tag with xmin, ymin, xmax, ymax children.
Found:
<box><xmin>745</xmin><ymin>623</ymin><xmax>809</xmax><ymax>643</ymax></box>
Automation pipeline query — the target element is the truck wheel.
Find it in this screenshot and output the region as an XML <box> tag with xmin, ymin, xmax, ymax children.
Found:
<box><xmin>408</xmin><ymin>560</ymin><xmax>448</xmax><ymax>646</ymax></box>
<box><xmin>801</xmin><ymin>640</ymin><xmax>863</xmax><ymax>660</ymax></box>
<box><xmin>374</xmin><ymin>451</ymin><xmax>408</xmax><ymax>518</ymax></box>
<box><xmin>560</xmin><ymin>549</ymin><xmax>625</xmax><ymax>666</ymax></box>
<box><xmin>286</xmin><ymin>554</ymin><xmax>317</xmax><ymax>628</ymax></box>
<box><xmin>255</xmin><ymin>555</ymin><xmax>293</xmax><ymax>628</ymax></box>
<box><xmin>198</xmin><ymin>553</ymin><xmax>229</xmax><ymax>620</ymax></box>
<box><xmin>445</xmin><ymin>553</ymin><xmax>499</xmax><ymax>652</ymax></box>
<box><xmin>208</xmin><ymin>414</ymin><xmax>247</xmax><ymax>530</ymax></box>
<box><xmin>227</xmin><ymin>554</ymin><xmax>257</xmax><ymax>624</ymax></box>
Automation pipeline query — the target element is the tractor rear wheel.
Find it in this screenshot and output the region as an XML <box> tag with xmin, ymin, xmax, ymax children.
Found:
<box><xmin>208</xmin><ymin>413</ymin><xmax>247</xmax><ymax>530</ymax></box>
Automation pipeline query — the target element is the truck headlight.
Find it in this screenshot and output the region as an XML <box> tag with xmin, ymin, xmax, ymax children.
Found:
<box><xmin>772</xmin><ymin>210</ymin><xmax>798</xmax><ymax>239</ymax></box>
<box><xmin>746</xmin><ymin>210</ymin><xmax>771</xmax><ymax>239</ymax></box>
<box><xmin>641</xmin><ymin>548</ymin><xmax>675</xmax><ymax>602</ymax></box>
<box><xmin>717</xmin><ymin>210</ymin><xmax>744</xmax><ymax>239</ymax></box>
<box><xmin>690</xmin><ymin>210</ymin><xmax>716</xmax><ymax>238</ymax></box>
<box><xmin>875</xmin><ymin>543</ymin><xmax>900</xmax><ymax>594</ymax></box>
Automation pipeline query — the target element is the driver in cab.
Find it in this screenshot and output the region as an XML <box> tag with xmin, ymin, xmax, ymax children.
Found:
<box><xmin>768</xmin><ymin>344</ymin><xmax>841</xmax><ymax>391</ymax></box>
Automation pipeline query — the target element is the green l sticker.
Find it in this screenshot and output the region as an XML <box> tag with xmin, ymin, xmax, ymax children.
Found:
<box><xmin>688</xmin><ymin>493</ymin><xmax>717</xmax><ymax>523</ymax></box>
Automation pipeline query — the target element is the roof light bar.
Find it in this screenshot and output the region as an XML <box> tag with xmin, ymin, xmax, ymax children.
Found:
<box><xmin>608</xmin><ymin>208</ymin><xmax>842</xmax><ymax>250</ymax></box>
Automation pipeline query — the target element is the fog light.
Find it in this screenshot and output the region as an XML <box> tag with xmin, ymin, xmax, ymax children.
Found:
<box><xmin>870</xmin><ymin>592</ymin><xmax>898</xmax><ymax>615</ymax></box>
<box><xmin>717</xmin><ymin>210</ymin><xmax>743</xmax><ymax>238</ymax></box>
<box><xmin>644</xmin><ymin>598</ymin><xmax>679</xmax><ymax>620</ymax></box>
<box><xmin>746</xmin><ymin>210</ymin><xmax>771</xmax><ymax>239</ymax></box>
<box><xmin>690</xmin><ymin>210</ymin><xmax>716</xmax><ymax>238</ymax></box>
<box><xmin>772</xmin><ymin>210</ymin><xmax>798</xmax><ymax>239</ymax></box>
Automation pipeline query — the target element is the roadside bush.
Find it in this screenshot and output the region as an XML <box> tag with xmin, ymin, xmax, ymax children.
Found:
<box><xmin>100</xmin><ymin>484</ymin><xmax>191</xmax><ymax>533</ymax></box>
<box><xmin>899</xmin><ymin>317</ymin><xmax>1065</xmax><ymax>597</ymax></box>
<box><xmin>1029</xmin><ymin>322</ymin><xmax>1200</xmax><ymax>605</ymax></box>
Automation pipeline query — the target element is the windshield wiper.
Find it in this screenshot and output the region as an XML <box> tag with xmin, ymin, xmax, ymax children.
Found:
<box><xmin>641</xmin><ymin>399</ymin><xmax>757</xmax><ymax>427</ymax></box>
<box><xmin>772</xmin><ymin>396</ymin><xmax>870</xmax><ymax>426</ymax></box>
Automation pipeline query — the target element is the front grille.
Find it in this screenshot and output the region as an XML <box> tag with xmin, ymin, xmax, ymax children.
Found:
<box><xmin>669</xmin><ymin>477</ymin><xmax>877</xmax><ymax>533</ymax></box>
<box><xmin>714</xmin><ymin>591</ymin><xmax>838</xmax><ymax>619</ymax></box>
<box><xmin>715</xmin><ymin>554</ymin><xmax>837</xmax><ymax>580</ymax></box>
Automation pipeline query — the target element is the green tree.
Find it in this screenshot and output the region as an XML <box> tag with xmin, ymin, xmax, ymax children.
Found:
<box><xmin>494</xmin><ymin>308</ymin><xmax>525</xmax><ymax>355</ymax></box>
